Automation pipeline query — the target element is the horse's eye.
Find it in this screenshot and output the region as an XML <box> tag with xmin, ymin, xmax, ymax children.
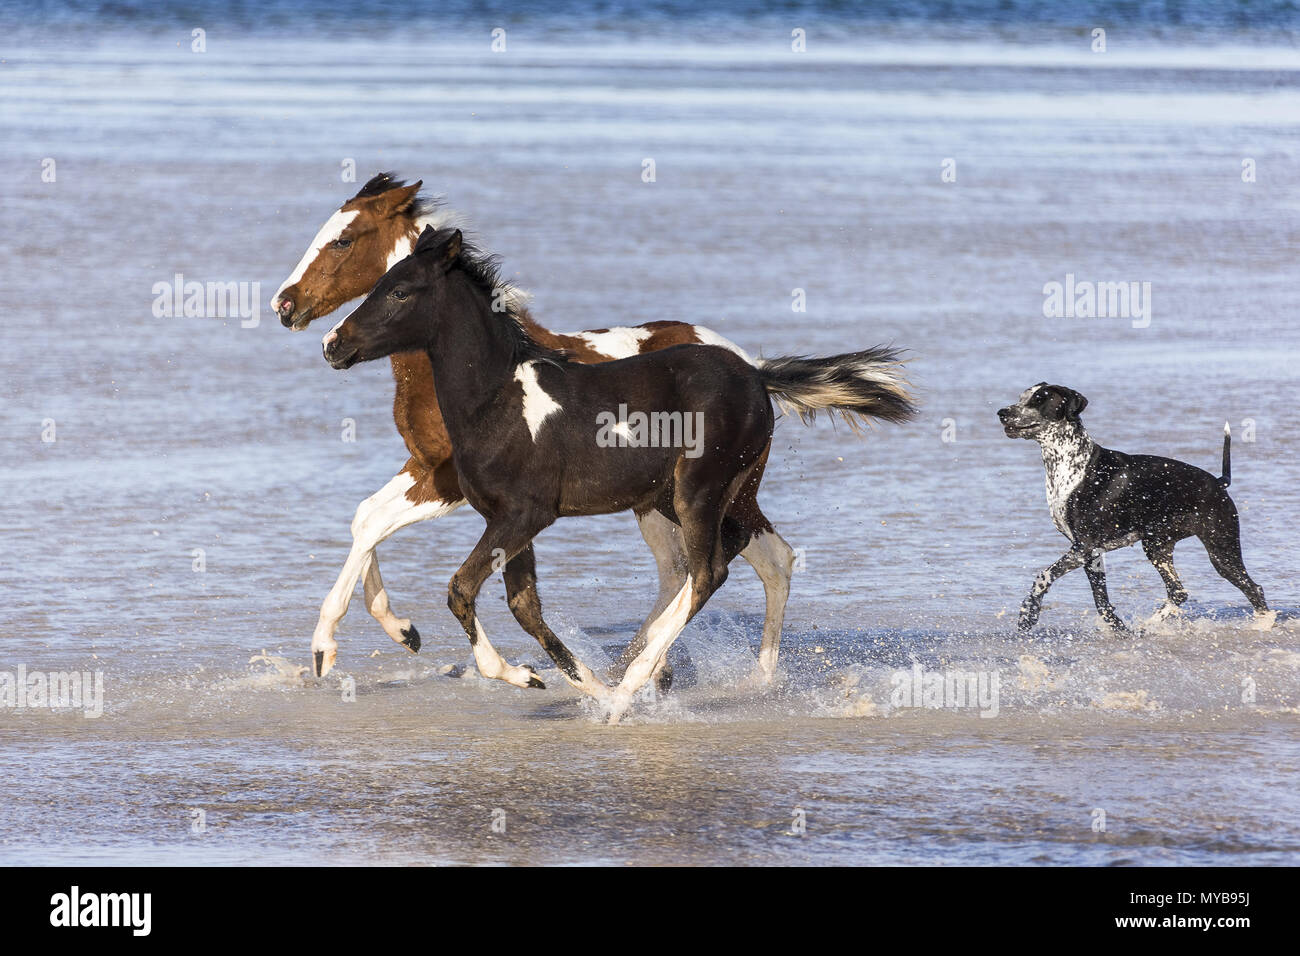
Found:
<box><xmin>333</xmin><ymin>238</ymin><xmax>352</xmax><ymax>249</ymax></box>
<box><xmin>391</xmin><ymin>289</ymin><xmax>407</xmax><ymax>300</ymax></box>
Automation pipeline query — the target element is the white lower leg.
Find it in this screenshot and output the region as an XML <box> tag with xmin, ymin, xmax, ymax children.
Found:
<box><xmin>360</xmin><ymin>499</ymin><xmax>466</xmax><ymax>646</ymax></box>
<box><xmin>361</xmin><ymin>555</ymin><xmax>414</xmax><ymax>645</ymax></box>
<box><xmin>606</xmin><ymin>581</ymin><xmax>695</xmax><ymax>723</ymax></box>
<box><xmin>311</xmin><ymin>477</ymin><xmax>462</xmax><ymax>676</ymax></box>
<box><xmin>742</xmin><ymin>530</ymin><xmax>794</xmax><ymax>682</ymax></box>
<box><xmin>617</xmin><ymin>512</ymin><xmax>688</xmax><ymax>677</ymax></box>
<box><xmin>469</xmin><ymin>617</ymin><xmax>542</xmax><ymax>689</ymax></box>
<box><xmin>311</xmin><ymin>544</ymin><xmax>372</xmax><ymax>676</ymax></box>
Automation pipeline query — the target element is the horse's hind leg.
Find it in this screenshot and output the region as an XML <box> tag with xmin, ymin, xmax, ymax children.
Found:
<box><xmin>605</xmin><ymin>463</ymin><xmax>752</xmax><ymax>723</ymax></box>
<box><xmin>447</xmin><ymin>518</ymin><xmax>552</xmax><ymax>690</ymax></box>
<box><xmin>503</xmin><ymin>544</ymin><xmax>610</xmax><ymax>699</ymax></box>
<box><xmin>729</xmin><ymin>451</ymin><xmax>794</xmax><ymax>683</ymax></box>
<box><xmin>609</xmin><ymin>510</ymin><xmax>688</xmax><ymax>688</ymax></box>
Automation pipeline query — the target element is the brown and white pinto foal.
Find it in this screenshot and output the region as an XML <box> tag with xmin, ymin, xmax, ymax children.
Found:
<box><xmin>324</xmin><ymin>225</ymin><xmax>915</xmax><ymax>722</ymax></box>
<box><xmin>274</xmin><ymin>174</ymin><xmax>805</xmax><ymax>683</ymax></box>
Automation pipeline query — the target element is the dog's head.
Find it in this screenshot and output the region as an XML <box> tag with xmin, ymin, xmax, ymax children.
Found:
<box><xmin>997</xmin><ymin>383</ymin><xmax>1088</xmax><ymax>440</ymax></box>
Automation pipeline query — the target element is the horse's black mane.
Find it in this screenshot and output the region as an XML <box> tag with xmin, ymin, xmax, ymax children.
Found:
<box><xmin>419</xmin><ymin>223</ymin><xmax>566</xmax><ymax>369</ymax></box>
<box><xmin>355</xmin><ymin>173</ymin><xmax>563</xmax><ymax>367</ymax></box>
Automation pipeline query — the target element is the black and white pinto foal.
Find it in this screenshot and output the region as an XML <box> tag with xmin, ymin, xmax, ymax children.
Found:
<box><xmin>998</xmin><ymin>383</ymin><xmax>1273</xmax><ymax>633</ymax></box>
<box><xmin>323</xmin><ymin>226</ymin><xmax>915</xmax><ymax>722</ymax></box>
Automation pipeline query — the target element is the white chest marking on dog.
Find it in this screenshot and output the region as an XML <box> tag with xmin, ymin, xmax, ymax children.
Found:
<box><xmin>514</xmin><ymin>361</ymin><xmax>562</xmax><ymax>440</ymax></box>
<box><xmin>275</xmin><ymin>209</ymin><xmax>360</xmax><ymax>299</ymax></box>
<box><xmin>570</xmin><ymin>327</ymin><xmax>653</xmax><ymax>359</ymax></box>
<box><xmin>1040</xmin><ymin>427</ymin><xmax>1093</xmax><ymax>540</ymax></box>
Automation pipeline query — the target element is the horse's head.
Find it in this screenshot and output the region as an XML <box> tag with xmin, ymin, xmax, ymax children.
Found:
<box><xmin>273</xmin><ymin>173</ymin><xmax>434</xmax><ymax>330</ymax></box>
<box><xmin>323</xmin><ymin>226</ymin><xmax>464</xmax><ymax>369</ymax></box>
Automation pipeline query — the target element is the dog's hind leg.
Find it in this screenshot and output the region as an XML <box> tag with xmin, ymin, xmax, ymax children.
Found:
<box><xmin>503</xmin><ymin>544</ymin><xmax>610</xmax><ymax>699</ymax></box>
<box><xmin>1019</xmin><ymin>547</ymin><xmax>1088</xmax><ymax>630</ymax></box>
<box><xmin>1199</xmin><ymin>525</ymin><xmax>1270</xmax><ymax>618</ymax></box>
<box><xmin>1083</xmin><ymin>550</ymin><xmax>1129</xmax><ymax>633</ymax></box>
<box><xmin>1142</xmin><ymin>538</ymin><xmax>1187</xmax><ymax>619</ymax></box>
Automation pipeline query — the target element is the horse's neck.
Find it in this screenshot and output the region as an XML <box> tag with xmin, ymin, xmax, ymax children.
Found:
<box><xmin>425</xmin><ymin>278</ymin><xmax>521</xmax><ymax>441</ymax></box>
<box><xmin>517</xmin><ymin>308</ymin><xmax>563</xmax><ymax>347</ymax></box>
<box><xmin>388</xmin><ymin>351</ymin><xmax>450</xmax><ymax>466</ymax></box>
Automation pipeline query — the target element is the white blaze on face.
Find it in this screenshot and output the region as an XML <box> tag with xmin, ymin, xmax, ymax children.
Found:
<box><xmin>274</xmin><ymin>208</ymin><xmax>360</xmax><ymax>300</ymax></box>
<box><xmin>514</xmin><ymin>361</ymin><xmax>562</xmax><ymax>440</ymax></box>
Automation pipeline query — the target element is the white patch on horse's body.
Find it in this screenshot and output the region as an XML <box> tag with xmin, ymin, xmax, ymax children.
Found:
<box><xmin>514</xmin><ymin>361</ymin><xmax>562</xmax><ymax>440</ymax></box>
<box><xmin>275</xmin><ymin>208</ymin><xmax>360</xmax><ymax>300</ymax></box>
<box><xmin>569</xmin><ymin>326</ymin><xmax>653</xmax><ymax>360</ymax></box>
<box><xmin>1039</xmin><ymin>426</ymin><xmax>1094</xmax><ymax>541</ymax></box>
<box><xmin>691</xmin><ymin>325</ymin><xmax>757</xmax><ymax>367</ymax></box>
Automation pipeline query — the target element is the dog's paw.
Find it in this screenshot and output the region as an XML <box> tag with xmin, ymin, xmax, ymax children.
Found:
<box><xmin>1252</xmin><ymin>609</ymin><xmax>1278</xmax><ymax>631</ymax></box>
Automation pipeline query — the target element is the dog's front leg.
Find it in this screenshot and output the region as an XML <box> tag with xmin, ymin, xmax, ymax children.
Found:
<box><xmin>1019</xmin><ymin>547</ymin><xmax>1087</xmax><ymax>630</ymax></box>
<box><xmin>1083</xmin><ymin>550</ymin><xmax>1130</xmax><ymax>633</ymax></box>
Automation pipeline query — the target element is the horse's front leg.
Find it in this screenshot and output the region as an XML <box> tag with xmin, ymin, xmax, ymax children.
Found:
<box><xmin>310</xmin><ymin>471</ymin><xmax>462</xmax><ymax>677</ymax></box>
<box><xmin>503</xmin><ymin>544</ymin><xmax>610</xmax><ymax>699</ymax></box>
<box><xmin>446</xmin><ymin>519</ymin><xmax>552</xmax><ymax>690</ymax></box>
<box><xmin>359</xmin><ymin>498</ymin><xmax>467</xmax><ymax>651</ymax></box>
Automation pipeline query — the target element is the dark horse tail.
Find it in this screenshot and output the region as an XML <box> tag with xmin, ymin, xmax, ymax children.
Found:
<box><xmin>1220</xmin><ymin>422</ymin><xmax>1232</xmax><ymax>487</ymax></box>
<box><xmin>757</xmin><ymin>346</ymin><xmax>917</xmax><ymax>431</ymax></box>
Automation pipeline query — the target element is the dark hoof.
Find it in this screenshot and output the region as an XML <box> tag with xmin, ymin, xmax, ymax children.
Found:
<box><xmin>313</xmin><ymin>650</ymin><xmax>325</xmax><ymax>677</ymax></box>
<box><xmin>655</xmin><ymin>664</ymin><xmax>674</xmax><ymax>695</ymax></box>
<box><xmin>526</xmin><ymin>666</ymin><xmax>546</xmax><ymax>690</ymax></box>
<box><xmin>400</xmin><ymin>625</ymin><xmax>421</xmax><ymax>653</ymax></box>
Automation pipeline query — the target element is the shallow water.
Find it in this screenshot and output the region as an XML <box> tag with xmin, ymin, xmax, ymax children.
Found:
<box><xmin>1</xmin><ymin>4</ymin><xmax>1298</xmax><ymax>864</ymax></box>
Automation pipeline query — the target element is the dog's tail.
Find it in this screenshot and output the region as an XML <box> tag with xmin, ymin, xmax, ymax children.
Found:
<box><xmin>1220</xmin><ymin>421</ymin><xmax>1231</xmax><ymax>487</ymax></box>
<box><xmin>757</xmin><ymin>346</ymin><xmax>917</xmax><ymax>431</ymax></box>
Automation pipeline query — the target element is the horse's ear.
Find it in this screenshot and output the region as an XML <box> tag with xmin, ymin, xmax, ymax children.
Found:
<box><xmin>374</xmin><ymin>180</ymin><xmax>422</xmax><ymax>216</ymax></box>
<box><xmin>414</xmin><ymin>227</ymin><xmax>461</xmax><ymax>264</ymax></box>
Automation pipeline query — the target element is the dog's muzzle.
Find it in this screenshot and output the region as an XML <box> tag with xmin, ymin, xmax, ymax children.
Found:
<box><xmin>998</xmin><ymin>407</ymin><xmax>1037</xmax><ymax>438</ymax></box>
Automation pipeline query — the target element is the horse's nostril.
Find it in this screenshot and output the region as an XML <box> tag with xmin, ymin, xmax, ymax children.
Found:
<box><xmin>274</xmin><ymin>295</ymin><xmax>294</xmax><ymax>317</ymax></box>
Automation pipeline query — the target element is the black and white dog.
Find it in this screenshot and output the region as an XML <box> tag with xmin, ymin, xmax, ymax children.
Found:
<box><xmin>998</xmin><ymin>383</ymin><xmax>1272</xmax><ymax>632</ymax></box>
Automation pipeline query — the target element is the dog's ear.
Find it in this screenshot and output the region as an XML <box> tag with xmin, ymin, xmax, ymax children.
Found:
<box><xmin>1060</xmin><ymin>387</ymin><xmax>1088</xmax><ymax>421</ymax></box>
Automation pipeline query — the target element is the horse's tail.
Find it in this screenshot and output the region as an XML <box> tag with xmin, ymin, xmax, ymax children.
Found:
<box><xmin>1220</xmin><ymin>421</ymin><xmax>1232</xmax><ymax>487</ymax></box>
<box><xmin>757</xmin><ymin>346</ymin><xmax>917</xmax><ymax>431</ymax></box>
